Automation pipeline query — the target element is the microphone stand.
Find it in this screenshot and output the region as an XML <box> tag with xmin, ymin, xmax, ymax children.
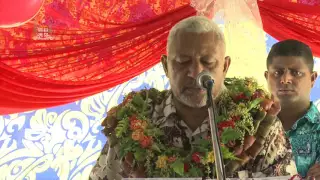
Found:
<box><xmin>205</xmin><ymin>80</ymin><xmax>226</xmax><ymax>180</ymax></box>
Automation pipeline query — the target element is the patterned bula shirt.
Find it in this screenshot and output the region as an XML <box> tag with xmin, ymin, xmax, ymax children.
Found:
<box><xmin>89</xmin><ymin>89</ymin><xmax>297</xmax><ymax>180</ymax></box>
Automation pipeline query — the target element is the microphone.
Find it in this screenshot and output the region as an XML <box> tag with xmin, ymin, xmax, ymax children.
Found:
<box><xmin>197</xmin><ymin>71</ymin><xmax>226</xmax><ymax>180</ymax></box>
<box><xmin>196</xmin><ymin>71</ymin><xmax>214</xmax><ymax>89</ymax></box>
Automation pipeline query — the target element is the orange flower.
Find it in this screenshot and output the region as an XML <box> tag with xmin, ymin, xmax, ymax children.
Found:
<box><xmin>139</xmin><ymin>136</ymin><xmax>153</xmax><ymax>148</ymax></box>
<box><xmin>130</xmin><ymin>119</ymin><xmax>143</xmax><ymax>130</ymax></box>
<box><xmin>130</xmin><ymin>119</ymin><xmax>148</xmax><ymax>130</ymax></box>
<box><xmin>129</xmin><ymin>115</ymin><xmax>137</xmax><ymax>122</ymax></box>
<box><xmin>131</xmin><ymin>129</ymin><xmax>144</xmax><ymax>141</ymax></box>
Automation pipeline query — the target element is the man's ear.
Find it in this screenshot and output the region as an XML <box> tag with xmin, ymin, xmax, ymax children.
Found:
<box><xmin>223</xmin><ymin>56</ymin><xmax>231</xmax><ymax>74</ymax></box>
<box><xmin>264</xmin><ymin>71</ymin><xmax>269</xmax><ymax>80</ymax></box>
<box><xmin>311</xmin><ymin>71</ymin><xmax>318</xmax><ymax>87</ymax></box>
<box><xmin>161</xmin><ymin>55</ymin><xmax>168</xmax><ymax>77</ymax></box>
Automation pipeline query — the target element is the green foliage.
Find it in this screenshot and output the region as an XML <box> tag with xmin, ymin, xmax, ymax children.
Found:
<box><xmin>170</xmin><ymin>159</ymin><xmax>184</xmax><ymax>176</ymax></box>
<box><xmin>248</xmin><ymin>98</ymin><xmax>263</xmax><ymax>111</ymax></box>
<box><xmin>132</xmin><ymin>94</ymin><xmax>145</xmax><ymax>110</ymax></box>
<box><xmin>221</xmin><ymin>146</ymin><xmax>240</xmax><ymax>161</ymax></box>
<box><xmin>134</xmin><ymin>149</ymin><xmax>146</xmax><ymax>162</ymax></box>
<box><xmin>115</xmin><ymin>117</ymin><xmax>129</xmax><ymax>138</ymax></box>
<box><xmin>221</xmin><ymin>128</ymin><xmax>242</xmax><ymax>144</ymax></box>
<box><xmin>112</xmin><ymin>77</ymin><xmax>268</xmax><ymax>178</ymax></box>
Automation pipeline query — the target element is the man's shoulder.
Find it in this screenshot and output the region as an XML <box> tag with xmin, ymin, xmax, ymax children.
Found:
<box><xmin>311</xmin><ymin>100</ymin><xmax>320</xmax><ymax>116</ymax></box>
<box><xmin>303</xmin><ymin>101</ymin><xmax>320</xmax><ymax>125</ymax></box>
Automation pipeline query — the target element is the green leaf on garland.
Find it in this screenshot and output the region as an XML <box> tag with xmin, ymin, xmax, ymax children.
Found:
<box><xmin>151</xmin><ymin>143</ymin><xmax>161</xmax><ymax>152</ymax></box>
<box><xmin>244</xmin><ymin>91</ymin><xmax>251</xmax><ymax>97</ymax></box>
<box><xmin>132</xmin><ymin>94</ymin><xmax>145</xmax><ymax>109</ymax></box>
<box><xmin>221</xmin><ymin>146</ymin><xmax>241</xmax><ymax>161</ymax></box>
<box><xmin>134</xmin><ymin>149</ymin><xmax>146</xmax><ymax>162</ymax></box>
<box><xmin>142</xmin><ymin>90</ymin><xmax>149</xmax><ymax>113</ymax></box>
<box><xmin>144</xmin><ymin>128</ymin><xmax>163</xmax><ymax>137</ymax></box>
<box><xmin>115</xmin><ymin>117</ymin><xmax>129</xmax><ymax>138</ymax></box>
<box><xmin>119</xmin><ymin>138</ymin><xmax>137</xmax><ymax>159</ymax></box>
<box><xmin>116</xmin><ymin>108</ymin><xmax>127</xmax><ymax>120</ymax></box>
<box><xmin>189</xmin><ymin>166</ymin><xmax>203</xmax><ymax>177</ymax></box>
<box><xmin>216</xmin><ymin>115</ymin><xmax>226</xmax><ymax>123</ymax></box>
<box><xmin>221</xmin><ymin>128</ymin><xmax>242</xmax><ymax>144</ymax></box>
<box><xmin>148</xmin><ymin>88</ymin><xmax>160</xmax><ymax>100</ymax></box>
<box><xmin>170</xmin><ymin>159</ymin><xmax>184</xmax><ymax>176</ymax></box>
<box><xmin>248</xmin><ymin>98</ymin><xmax>262</xmax><ymax>111</ymax></box>
<box><xmin>193</xmin><ymin>138</ymin><xmax>211</xmax><ymax>146</ymax></box>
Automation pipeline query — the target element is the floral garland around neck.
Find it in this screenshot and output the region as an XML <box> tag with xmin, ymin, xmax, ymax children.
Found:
<box><xmin>109</xmin><ymin>77</ymin><xmax>270</xmax><ymax>178</ymax></box>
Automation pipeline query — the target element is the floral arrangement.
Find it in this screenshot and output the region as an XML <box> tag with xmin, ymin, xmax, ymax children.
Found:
<box><xmin>108</xmin><ymin>77</ymin><xmax>269</xmax><ymax>178</ymax></box>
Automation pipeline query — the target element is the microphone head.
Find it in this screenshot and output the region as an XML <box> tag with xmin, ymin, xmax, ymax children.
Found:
<box><xmin>196</xmin><ymin>71</ymin><xmax>214</xmax><ymax>89</ymax></box>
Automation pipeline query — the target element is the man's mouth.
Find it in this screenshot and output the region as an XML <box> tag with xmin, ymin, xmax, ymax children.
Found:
<box><xmin>278</xmin><ymin>89</ymin><xmax>295</xmax><ymax>95</ymax></box>
<box><xmin>184</xmin><ymin>87</ymin><xmax>206</xmax><ymax>94</ymax></box>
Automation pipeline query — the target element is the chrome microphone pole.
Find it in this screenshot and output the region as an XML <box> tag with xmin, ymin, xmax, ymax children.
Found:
<box><xmin>205</xmin><ymin>80</ymin><xmax>226</xmax><ymax>180</ymax></box>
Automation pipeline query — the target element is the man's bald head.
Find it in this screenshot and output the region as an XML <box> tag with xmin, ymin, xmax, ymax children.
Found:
<box><xmin>167</xmin><ymin>16</ymin><xmax>225</xmax><ymax>55</ymax></box>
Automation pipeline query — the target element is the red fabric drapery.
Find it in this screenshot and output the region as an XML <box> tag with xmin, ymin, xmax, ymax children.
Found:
<box><xmin>258</xmin><ymin>0</ymin><xmax>320</xmax><ymax>56</ymax></box>
<box><xmin>0</xmin><ymin>0</ymin><xmax>320</xmax><ymax>115</ymax></box>
<box><xmin>0</xmin><ymin>1</ymin><xmax>195</xmax><ymax>114</ymax></box>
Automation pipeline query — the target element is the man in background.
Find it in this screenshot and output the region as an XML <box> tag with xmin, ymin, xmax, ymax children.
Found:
<box><xmin>265</xmin><ymin>39</ymin><xmax>320</xmax><ymax>179</ymax></box>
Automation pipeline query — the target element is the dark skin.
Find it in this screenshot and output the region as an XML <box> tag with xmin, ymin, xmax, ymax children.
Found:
<box><xmin>161</xmin><ymin>30</ymin><xmax>230</xmax><ymax>131</ymax></box>
<box><xmin>264</xmin><ymin>56</ymin><xmax>318</xmax><ymax>178</ymax></box>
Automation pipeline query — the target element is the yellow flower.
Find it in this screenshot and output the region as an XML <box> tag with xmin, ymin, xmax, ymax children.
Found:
<box><xmin>238</xmin><ymin>103</ymin><xmax>246</xmax><ymax>108</ymax></box>
<box><xmin>207</xmin><ymin>151</ymin><xmax>215</xmax><ymax>163</ymax></box>
<box><xmin>247</xmin><ymin>83</ymin><xmax>255</xmax><ymax>93</ymax></box>
<box><xmin>156</xmin><ymin>156</ymin><xmax>168</xmax><ymax>169</ymax></box>
<box><xmin>141</xmin><ymin>121</ymin><xmax>148</xmax><ymax>129</ymax></box>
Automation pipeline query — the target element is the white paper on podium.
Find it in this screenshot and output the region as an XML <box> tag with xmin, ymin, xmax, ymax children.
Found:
<box><xmin>123</xmin><ymin>177</ymin><xmax>292</xmax><ymax>180</ymax></box>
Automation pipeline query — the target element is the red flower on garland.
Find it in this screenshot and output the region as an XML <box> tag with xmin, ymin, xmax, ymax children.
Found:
<box><xmin>251</xmin><ymin>89</ymin><xmax>265</xmax><ymax>100</ymax></box>
<box><xmin>234</xmin><ymin>92</ymin><xmax>248</xmax><ymax>101</ymax></box>
<box><xmin>184</xmin><ymin>163</ymin><xmax>190</xmax><ymax>172</ymax></box>
<box><xmin>130</xmin><ymin>119</ymin><xmax>147</xmax><ymax>130</ymax></box>
<box><xmin>129</xmin><ymin>115</ymin><xmax>137</xmax><ymax>121</ymax></box>
<box><xmin>191</xmin><ymin>152</ymin><xmax>201</xmax><ymax>163</ymax></box>
<box><xmin>217</xmin><ymin>120</ymin><xmax>235</xmax><ymax>129</ymax></box>
<box><xmin>139</xmin><ymin>136</ymin><xmax>153</xmax><ymax>148</ymax></box>
<box><xmin>231</xmin><ymin>116</ymin><xmax>241</xmax><ymax>121</ymax></box>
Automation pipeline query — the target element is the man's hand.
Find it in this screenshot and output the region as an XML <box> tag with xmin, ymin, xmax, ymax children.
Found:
<box><xmin>226</xmin><ymin>97</ymin><xmax>281</xmax><ymax>175</ymax></box>
<box><xmin>260</xmin><ymin>96</ymin><xmax>281</xmax><ymax>117</ymax></box>
<box><xmin>307</xmin><ymin>163</ymin><xmax>320</xmax><ymax>180</ymax></box>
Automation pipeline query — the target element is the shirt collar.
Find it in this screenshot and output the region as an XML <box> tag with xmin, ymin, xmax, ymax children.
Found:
<box><xmin>303</xmin><ymin>102</ymin><xmax>320</xmax><ymax>124</ymax></box>
<box><xmin>290</xmin><ymin>102</ymin><xmax>320</xmax><ymax>131</ymax></box>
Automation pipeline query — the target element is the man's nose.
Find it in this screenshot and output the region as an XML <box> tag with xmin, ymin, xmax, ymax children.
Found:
<box><xmin>280</xmin><ymin>71</ymin><xmax>292</xmax><ymax>84</ymax></box>
<box><xmin>188</xmin><ymin>61</ymin><xmax>204</xmax><ymax>79</ymax></box>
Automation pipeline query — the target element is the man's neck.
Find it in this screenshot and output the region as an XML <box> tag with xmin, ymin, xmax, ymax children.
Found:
<box><xmin>278</xmin><ymin>100</ymin><xmax>311</xmax><ymax>131</ymax></box>
<box><xmin>173</xmin><ymin>97</ymin><xmax>208</xmax><ymax>132</ymax></box>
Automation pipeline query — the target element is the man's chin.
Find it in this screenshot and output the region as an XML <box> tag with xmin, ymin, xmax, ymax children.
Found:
<box><xmin>180</xmin><ymin>97</ymin><xmax>207</xmax><ymax>108</ymax></box>
<box><xmin>278</xmin><ymin>96</ymin><xmax>298</xmax><ymax>104</ymax></box>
